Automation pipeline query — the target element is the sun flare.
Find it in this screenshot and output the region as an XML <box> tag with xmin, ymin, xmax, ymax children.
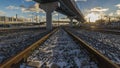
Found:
<box><xmin>85</xmin><ymin>12</ymin><xmax>100</xmax><ymax>22</ymax></box>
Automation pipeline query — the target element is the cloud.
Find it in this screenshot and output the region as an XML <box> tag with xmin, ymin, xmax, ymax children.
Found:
<box><xmin>53</xmin><ymin>11</ymin><xmax>59</xmax><ymax>16</ymax></box>
<box><xmin>109</xmin><ymin>13</ymin><xmax>114</xmax><ymax>16</ymax></box>
<box><xmin>0</xmin><ymin>10</ymin><xmax>5</xmax><ymax>15</ymax></box>
<box><xmin>115</xmin><ymin>4</ymin><xmax>120</xmax><ymax>8</ymax></box>
<box><xmin>84</xmin><ymin>7</ymin><xmax>109</xmax><ymax>22</ymax></box>
<box><xmin>25</xmin><ymin>0</ymin><xmax>33</xmax><ymax>2</ymax></box>
<box><xmin>84</xmin><ymin>7</ymin><xmax>108</xmax><ymax>16</ymax></box>
<box><xmin>20</xmin><ymin>5</ymin><xmax>26</xmax><ymax>8</ymax></box>
<box><xmin>85</xmin><ymin>12</ymin><xmax>100</xmax><ymax>22</ymax></box>
<box><xmin>41</xmin><ymin>16</ymin><xmax>46</xmax><ymax>21</ymax></box>
<box><xmin>28</xmin><ymin>14</ymin><xmax>33</xmax><ymax>17</ymax></box>
<box><xmin>20</xmin><ymin>3</ymin><xmax>45</xmax><ymax>13</ymax></box>
<box><xmin>6</xmin><ymin>5</ymin><xmax>19</xmax><ymax>10</ymax></box>
<box><xmin>90</xmin><ymin>7</ymin><xmax>109</xmax><ymax>12</ymax></box>
<box><xmin>41</xmin><ymin>16</ymin><xmax>46</xmax><ymax>18</ymax></box>
<box><xmin>54</xmin><ymin>13</ymin><xmax>58</xmax><ymax>16</ymax></box>
<box><xmin>75</xmin><ymin>0</ymin><xmax>87</xmax><ymax>2</ymax></box>
<box><xmin>19</xmin><ymin>16</ymin><xmax>25</xmax><ymax>18</ymax></box>
<box><xmin>116</xmin><ymin>10</ymin><xmax>120</xmax><ymax>15</ymax></box>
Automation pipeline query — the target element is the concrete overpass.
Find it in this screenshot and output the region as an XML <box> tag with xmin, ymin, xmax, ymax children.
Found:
<box><xmin>34</xmin><ymin>0</ymin><xmax>85</xmax><ymax>30</ymax></box>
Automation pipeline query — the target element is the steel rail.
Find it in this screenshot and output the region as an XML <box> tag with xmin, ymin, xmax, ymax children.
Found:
<box><xmin>65</xmin><ymin>28</ymin><xmax>120</xmax><ymax>68</ymax></box>
<box><xmin>0</xmin><ymin>28</ymin><xmax>58</xmax><ymax>68</ymax></box>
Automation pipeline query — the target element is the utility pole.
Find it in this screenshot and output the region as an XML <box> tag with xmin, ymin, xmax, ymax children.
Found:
<box><xmin>36</xmin><ymin>14</ymin><xmax>37</xmax><ymax>23</ymax></box>
<box><xmin>101</xmin><ymin>15</ymin><xmax>102</xmax><ymax>23</ymax></box>
<box><xmin>58</xmin><ymin>13</ymin><xmax>59</xmax><ymax>27</ymax></box>
<box><xmin>12</xmin><ymin>16</ymin><xmax>13</xmax><ymax>23</ymax></box>
<box><xmin>16</xmin><ymin>14</ymin><xmax>18</xmax><ymax>23</ymax></box>
<box><xmin>32</xmin><ymin>13</ymin><xmax>34</xmax><ymax>23</ymax></box>
<box><xmin>4</xmin><ymin>16</ymin><xmax>6</xmax><ymax>24</ymax></box>
<box><xmin>89</xmin><ymin>17</ymin><xmax>90</xmax><ymax>23</ymax></box>
<box><xmin>109</xmin><ymin>16</ymin><xmax>111</xmax><ymax>23</ymax></box>
<box><xmin>39</xmin><ymin>12</ymin><xmax>41</xmax><ymax>23</ymax></box>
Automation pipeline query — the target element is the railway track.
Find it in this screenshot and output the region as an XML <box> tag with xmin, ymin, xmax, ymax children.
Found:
<box><xmin>65</xmin><ymin>28</ymin><xmax>119</xmax><ymax>68</ymax></box>
<box><xmin>0</xmin><ymin>27</ymin><xmax>46</xmax><ymax>33</ymax></box>
<box><xmin>0</xmin><ymin>28</ymin><xmax>51</xmax><ymax>63</ymax></box>
<box><xmin>80</xmin><ymin>27</ymin><xmax>120</xmax><ymax>35</ymax></box>
<box><xmin>67</xmin><ymin>27</ymin><xmax>120</xmax><ymax>65</ymax></box>
<box><xmin>0</xmin><ymin>28</ymin><xmax>119</xmax><ymax>68</ymax></box>
<box><xmin>89</xmin><ymin>29</ymin><xmax>120</xmax><ymax>35</ymax></box>
<box><xmin>0</xmin><ymin>28</ymin><xmax>57</xmax><ymax>68</ymax></box>
<box><xmin>72</xmin><ymin>26</ymin><xmax>120</xmax><ymax>35</ymax></box>
<box><xmin>22</xmin><ymin>28</ymin><xmax>98</xmax><ymax>68</ymax></box>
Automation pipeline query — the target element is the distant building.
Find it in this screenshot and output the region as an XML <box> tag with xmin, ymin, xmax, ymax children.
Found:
<box><xmin>0</xmin><ymin>16</ymin><xmax>31</xmax><ymax>24</ymax></box>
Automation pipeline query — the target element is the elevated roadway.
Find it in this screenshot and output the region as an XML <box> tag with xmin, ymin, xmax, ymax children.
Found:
<box><xmin>34</xmin><ymin>0</ymin><xmax>85</xmax><ymax>29</ymax></box>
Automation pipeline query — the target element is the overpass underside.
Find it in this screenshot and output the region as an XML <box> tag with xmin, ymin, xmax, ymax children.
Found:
<box><xmin>34</xmin><ymin>0</ymin><xmax>58</xmax><ymax>3</ymax></box>
<box><xmin>34</xmin><ymin>0</ymin><xmax>85</xmax><ymax>30</ymax></box>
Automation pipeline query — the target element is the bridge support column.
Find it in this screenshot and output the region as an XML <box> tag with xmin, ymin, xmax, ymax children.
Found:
<box><xmin>69</xmin><ymin>17</ymin><xmax>73</xmax><ymax>27</ymax></box>
<box><xmin>46</xmin><ymin>11</ymin><xmax>52</xmax><ymax>30</ymax></box>
<box><xmin>78</xmin><ymin>21</ymin><xmax>81</xmax><ymax>26</ymax></box>
<box><xmin>40</xmin><ymin>2</ymin><xmax>59</xmax><ymax>30</ymax></box>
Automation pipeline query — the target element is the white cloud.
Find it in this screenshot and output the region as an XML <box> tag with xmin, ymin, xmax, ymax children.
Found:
<box><xmin>25</xmin><ymin>0</ymin><xmax>32</xmax><ymax>2</ymax></box>
<box><xmin>41</xmin><ymin>16</ymin><xmax>46</xmax><ymax>18</ymax></box>
<box><xmin>53</xmin><ymin>11</ymin><xmax>59</xmax><ymax>16</ymax></box>
<box><xmin>0</xmin><ymin>10</ymin><xmax>5</xmax><ymax>15</ymax></box>
<box><xmin>116</xmin><ymin>10</ymin><xmax>120</xmax><ymax>15</ymax></box>
<box><xmin>84</xmin><ymin>7</ymin><xmax>108</xmax><ymax>16</ymax></box>
<box><xmin>28</xmin><ymin>14</ymin><xmax>33</xmax><ymax>17</ymax></box>
<box><xmin>109</xmin><ymin>13</ymin><xmax>114</xmax><ymax>16</ymax></box>
<box><xmin>6</xmin><ymin>5</ymin><xmax>19</xmax><ymax>10</ymax></box>
<box><xmin>91</xmin><ymin>7</ymin><xmax>109</xmax><ymax>12</ymax></box>
<box><xmin>21</xmin><ymin>8</ymin><xmax>30</xmax><ymax>13</ymax></box>
<box><xmin>19</xmin><ymin>16</ymin><xmax>25</xmax><ymax>18</ymax></box>
<box><xmin>41</xmin><ymin>16</ymin><xmax>46</xmax><ymax>21</ymax></box>
<box><xmin>85</xmin><ymin>12</ymin><xmax>100</xmax><ymax>22</ymax></box>
<box><xmin>84</xmin><ymin>7</ymin><xmax>109</xmax><ymax>22</ymax></box>
<box><xmin>54</xmin><ymin>13</ymin><xmax>58</xmax><ymax>16</ymax></box>
<box><xmin>20</xmin><ymin>3</ymin><xmax>45</xmax><ymax>13</ymax></box>
<box><xmin>75</xmin><ymin>0</ymin><xmax>87</xmax><ymax>2</ymax></box>
<box><xmin>115</xmin><ymin>4</ymin><xmax>120</xmax><ymax>8</ymax></box>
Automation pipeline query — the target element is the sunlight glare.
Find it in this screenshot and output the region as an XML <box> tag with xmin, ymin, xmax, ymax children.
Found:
<box><xmin>85</xmin><ymin>12</ymin><xmax>100</xmax><ymax>22</ymax></box>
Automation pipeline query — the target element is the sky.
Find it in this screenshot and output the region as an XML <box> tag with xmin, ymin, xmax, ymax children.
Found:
<box><xmin>0</xmin><ymin>0</ymin><xmax>120</xmax><ymax>22</ymax></box>
<box><xmin>76</xmin><ymin>0</ymin><xmax>120</xmax><ymax>22</ymax></box>
<box><xmin>0</xmin><ymin>0</ymin><xmax>45</xmax><ymax>19</ymax></box>
<box><xmin>0</xmin><ymin>0</ymin><xmax>35</xmax><ymax>16</ymax></box>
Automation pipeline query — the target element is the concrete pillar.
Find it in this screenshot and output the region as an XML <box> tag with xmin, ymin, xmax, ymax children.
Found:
<box><xmin>78</xmin><ymin>21</ymin><xmax>81</xmax><ymax>26</ymax></box>
<box><xmin>46</xmin><ymin>11</ymin><xmax>52</xmax><ymax>29</ymax></box>
<box><xmin>69</xmin><ymin>17</ymin><xmax>73</xmax><ymax>27</ymax></box>
<box><xmin>40</xmin><ymin>2</ymin><xmax>59</xmax><ymax>30</ymax></box>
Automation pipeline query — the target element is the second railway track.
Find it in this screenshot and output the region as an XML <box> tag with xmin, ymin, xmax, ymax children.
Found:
<box><xmin>0</xmin><ymin>28</ymin><xmax>119</xmax><ymax>68</ymax></box>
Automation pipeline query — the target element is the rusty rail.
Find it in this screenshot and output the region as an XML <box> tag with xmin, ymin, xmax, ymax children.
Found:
<box><xmin>0</xmin><ymin>28</ymin><xmax>57</xmax><ymax>68</ymax></box>
<box><xmin>65</xmin><ymin>28</ymin><xmax>119</xmax><ymax>68</ymax></box>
